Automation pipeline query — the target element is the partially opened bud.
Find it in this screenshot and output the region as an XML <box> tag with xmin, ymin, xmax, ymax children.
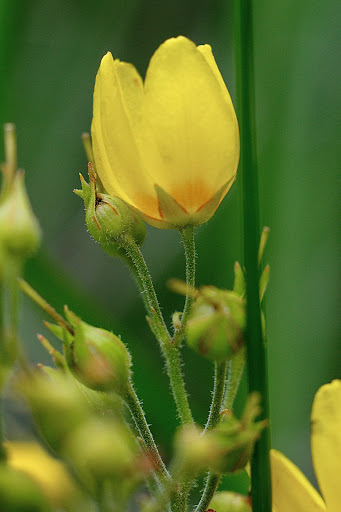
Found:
<box><xmin>186</xmin><ymin>287</ymin><xmax>245</xmax><ymax>362</ymax></box>
<box><xmin>91</xmin><ymin>37</ymin><xmax>239</xmax><ymax>229</ymax></box>
<box><xmin>209</xmin><ymin>491</ymin><xmax>251</xmax><ymax>512</ymax></box>
<box><xmin>0</xmin><ymin>172</ymin><xmax>41</xmax><ymax>264</ymax></box>
<box><xmin>58</xmin><ymin>308</ymin><xmax>132</xmax><ymax>394</ymax></box>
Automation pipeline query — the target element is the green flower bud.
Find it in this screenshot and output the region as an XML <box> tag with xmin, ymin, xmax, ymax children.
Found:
<box><xmin>59</xmin><ymin>308</ymin><xmax>131</xmax><ymax>394</ymax></box>
<box><xmin>65</xmin><ymin>417</ymin><xmax>146</xmax><ymax>487</ymax></box>
<box><xmin>75</xmin><ymin>165</ymin><xmax>146</xmax><ymax>256</ymax></box>
<box><xmin>186</xmin><ymin>287</ymin><xmax>245</xmax><ymax>362</ymax></box>
<box><xmin>209</xmin><ymin>491</ymin><xmax>251</xmax><ymax>512</ymax></box>
<box><xmin>19</xmin><ymin>369</ymin><xmax>91</xmax><ymax>452</ymax></box>
<box><xmin>174</xmin><ymin>426</ymin><xmax>219</xmax><ymax>473</ymax></box>
<box><xmin>0</xmin><ymin>171</ymin><xmax>41</xmax><ymax>264</ymax></box>
<box><xmin>0</xmin><ymin>464</ymin><xmax>51</xmax><ymax>512</ymax></box>
<box><xmin>209</xmin><ymin>393</ymin><xmax>267</xmax><ymax>474</ymax></box>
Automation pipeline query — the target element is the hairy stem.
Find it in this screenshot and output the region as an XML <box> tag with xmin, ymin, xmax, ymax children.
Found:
<box><xmin>204</xmin><ymin>361</ymin><xmax>228</xmax><ymax>432</ymax></box>
<box><xmin>124</xmin><ymin>382</ymin><xmax>170</xmax><ymax>486</ymax></box>
<box><xmin>173</xmin><ymin>226</ymin><xmax>196</xmax><ymax>347</ymax></box>
<box><xmin>120</xmin><ymin>234</ymin><xmax>193</xmax><ymax>426</ymax></box>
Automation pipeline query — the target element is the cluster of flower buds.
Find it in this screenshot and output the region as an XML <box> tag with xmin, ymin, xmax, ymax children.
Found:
<box><xmin>18</xmin><ymin>365</ymin><xmax>150</xmax><ymax>505</ymax></box>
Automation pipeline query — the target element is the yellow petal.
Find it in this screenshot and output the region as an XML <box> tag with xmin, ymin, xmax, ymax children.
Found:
<box><xmin>271</xmin><ymin>449</ymin><xmax>326</xmax><ymax>512</ymax></box>
<box><xmin>311</xmin><ymin>380</ymin><xmax>341</xmax><ymax>512</ymax></box>
<box><xmin>143</xmin><ymin>36</ymin><xmax>239</xmax><ymax>213</ymax></box>
<box><xmin>91</xmin><ymin>53</ymin><xmax>159</xmax><ymax>218</ymax></box>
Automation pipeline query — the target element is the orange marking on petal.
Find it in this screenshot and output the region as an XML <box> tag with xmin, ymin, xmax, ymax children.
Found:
<box><xmin>169</xmin><ymin>179</ymin><xmax>213</xmax><ymax>212</ymax></box>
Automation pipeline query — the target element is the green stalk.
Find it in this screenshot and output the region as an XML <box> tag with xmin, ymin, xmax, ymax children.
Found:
<box><xmin>195</xmin><ymin>352</ymin><xmax>245</xmax><ymax>512</ymax></box>
<box><xmin>204</xmin><ymin>361</ymin><xmax>228</xmax><ymax>432</ymax></box>
<box><xmin>124</xmin><ymin>382</ymin><xmax>170</xmax><ymax>485</ymax></box>
<box><xmin>194</xmin><ymin>473</ymin><xmax>220</xmax><ymax>512</ymax></box>
<box><xmin>172</xmin><ymin>226</ymin><xmax>196</xmax><ymax>347</ymax></box>
<box><xmin>119</xmin><ymin>233</ymin><xmax>194</xmax><ymax>426</ymax></box>
<box><xmin>224</xmin><ymin>348</ymin><xmax>245</xmax><ymax>410</ymax></box>
<box><xmin>234</xmin><ymin>1</ymin><xmax>272</xmax><ymax>510</ymax></box>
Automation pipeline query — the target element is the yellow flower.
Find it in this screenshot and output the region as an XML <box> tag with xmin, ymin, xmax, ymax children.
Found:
<box><xmin>91</xmin><ymin>36</ymin><xmax>239</xmax><ymax>229</ymax></box>
<box><xmin>271</xmin><ymin>380</ymin><xmax>341</xmax><ymax>512</ymax></box>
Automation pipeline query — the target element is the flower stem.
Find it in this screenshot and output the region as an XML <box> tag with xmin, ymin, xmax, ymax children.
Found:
<box><xmin>195</xmin><ymin>352</ymin><xmax>245</xmax><ymax>512</ymax></box>
<box><xmin>234</xmin><ymin>1</ymin><xmax>272</xmax><ymax>510</ymax></box>
<box><xmin>173</xmin><ymin>226</ymin><xmax>196</xmax><ymax>347</ymax></box>
<box><xmin>119</xmin><ymin>234</ymin><xmax>194</xmax><ymax>426</ymax></box>
<box><xmin>124</xmin><ymin>381</ymin><xmax>170</xmax><ymax>485</ymax></box>
<box><xmin>119</xmin><ymin>233</ymin><xmax>170</xmax><ymax>343</ymax></box>
<box><xmin>224</xmin><ymin>347</ymin><xmax>245</xmax><ymax>410</ymax></box>
<box><xmin>204</xmin><ymin>361</ymin><xmax>228</xmax><ymax>432</ymax></box>
<box><xmin>194</xmin><ymin>473</ymin><xmax>220</xmax><ymax>512</ymax></box>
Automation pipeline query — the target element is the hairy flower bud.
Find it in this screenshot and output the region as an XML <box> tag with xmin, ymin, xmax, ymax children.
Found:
<box><xmin>49</xmin><ymin>308</ymin><xmax>132</xmax><ymax>394</ymax></box>
<box><xmin>75</xmin><ymin>165</ymin><xmax>146</xmax><ymax>256</ymax></box>
<box><xmin>186</xmin><ymin>287</ymin><xmax>245</xmax><ymax>361</ymax></box>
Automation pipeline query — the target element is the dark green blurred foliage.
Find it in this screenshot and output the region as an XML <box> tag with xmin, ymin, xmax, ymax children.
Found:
<box><xmin>0</xmin><ymin>0</ymin><xmax>339</xmax><ymax>491</ymax></box>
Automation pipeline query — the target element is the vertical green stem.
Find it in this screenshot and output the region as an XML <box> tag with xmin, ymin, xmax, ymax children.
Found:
<box><xmin>172</xmin><ymin>226</ymin><xmax>196</xmax><ymax>347</ymax></box>
<box><xmin>234</xmin><ymin>1</ymin><xmax>272</xmax><ymax>510</ymax></box>
<box><xmin>124</xmin><ymin>382</ymin><xmax>170</xmax><ymax>485</ymax></box>
<box><xmin>204</xmin><ymin>361</ymin><xmax>228</xmax><ymax>432</ymax></box>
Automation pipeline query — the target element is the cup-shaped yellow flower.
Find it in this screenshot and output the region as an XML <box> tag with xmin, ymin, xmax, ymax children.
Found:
<box><xmin>91</xmin><ymin>36</ymin><xmax>239</xmax><ymax>229</ymax></box>
<box><xmin>271</xmin><ymin>379</ymin><xmax>341</xmax><ymax>512</ymax></box>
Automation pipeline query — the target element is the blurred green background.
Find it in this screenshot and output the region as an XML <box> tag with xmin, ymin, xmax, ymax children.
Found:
<box><xmin>1</xmin><ymin>0</ymin><xmax>339</xmax><ymax>492</ymax></box>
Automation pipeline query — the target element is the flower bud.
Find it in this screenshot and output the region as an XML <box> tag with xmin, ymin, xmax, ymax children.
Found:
<box><xmin>0</xmin><ymin>171</ymin><xmax>41</xmax><ymax>263</ymax></box>
<box><xmin>19</xmin><ymin>369</ymin><xmax>91</xmax><ymax>452</ymax></box>
<box><xmin>0</xmin><ymin>464</ymin><xmax>51</xmax><ymax>512</ymax></box>
<box><xmin>209</xmin><ymin>393</ymin><xmax>267</xmax><ymax>474</ymax></box>
<box><xmin>64</xmin><ymin>417</ymin><xmax>147</xmax><ymax>488</ymax></box>
<box><xmin>186</xmin><ymin>287</ymin><xmax>245</xmax><ymax>362</ymax></box>
<box><xmin>75</xmin><ymin>165</ymin><xmax>146</xmax><ymax>256</ymax></box>
<box><xmin>55</xmin><ymin>308</ymin><xmax>132</xmax><ymax>394</ymax></box>
<box><xmin>174</xmin><ymin>426</ymin><xmax>218</xmax><ymax>472</ymax></box>
<box><xmin>209</xmin><ymin>491</ymin><xmax>251</xmax><ymax>512</ymax></box>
